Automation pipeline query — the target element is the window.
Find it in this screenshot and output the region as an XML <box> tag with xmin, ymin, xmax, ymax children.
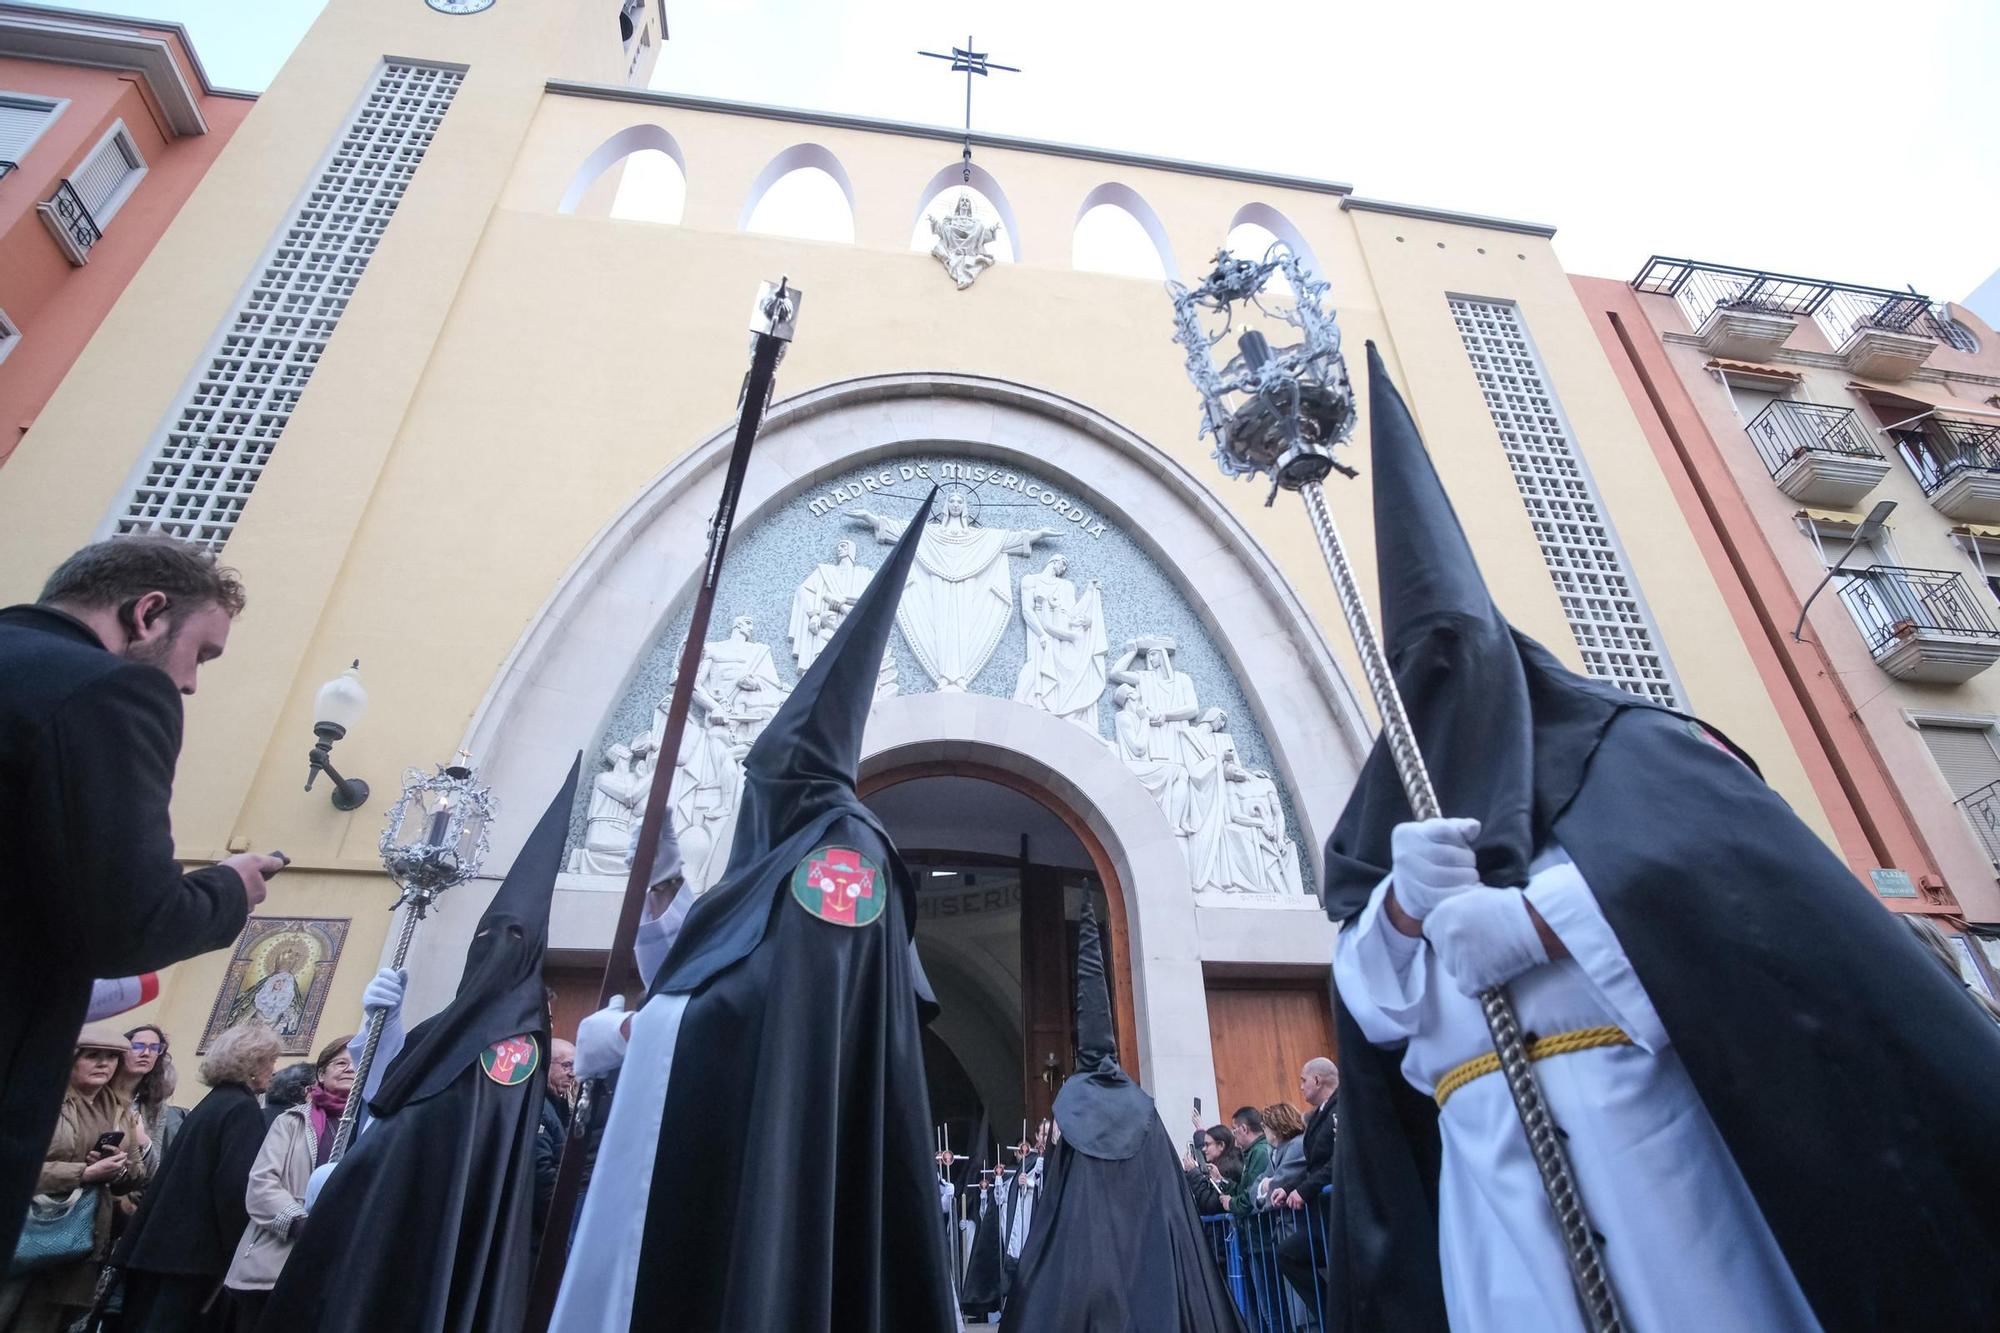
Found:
<box><xmin>1917</xmin><ymin>721</ymin><xmax>2000</xmax><ymax>799</ymax></box>
<box><xmin>0</xmin><ymin>93</ymin><xmax>63</xmax><ymax>166</ymax></box>
<box><xmin>69</xmin><ymin>123</ymin><xmax>146</xmax><ymax>226</ymax></box>
<box><xmin>112</xmin><ymin>62</ymin><xmax>464</xmax><ymax>547</ymax></box>
<box><xmin>1952</xmin><ymin>532</ymin><xmax>2000</xmax><ymax>605</ymax></box>
<box><xmin>0</xmin><ymin>308</ymin><xmax>19</xmax><ymax>366</ymax></box>
<box><xmin>1447</xmin><ymin>296</ymin><xmax>1680</xmax><ymax>706</ymax></box>
<box><xmin>1917</xmin><ymin>719</ymin><xmax>2000</xmax><ymax>871</ymax></box>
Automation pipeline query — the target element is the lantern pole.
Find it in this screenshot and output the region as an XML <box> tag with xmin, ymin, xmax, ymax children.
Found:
<box><xmin>329</xmin><ymin>757</ymin><xmax>496</xmax><ymax>1161</ymax></box>
<box><xmin>1167</xmin><ymin>250</ymin><xmax>1625</xmax><ymax>1333</ymax></box>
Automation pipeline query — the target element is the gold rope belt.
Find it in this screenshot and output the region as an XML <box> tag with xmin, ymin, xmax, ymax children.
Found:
<box><xmin>1433</xmin><ymin>1025</ymin><xmax>1633</xmax><ymax>1109</ymax></box>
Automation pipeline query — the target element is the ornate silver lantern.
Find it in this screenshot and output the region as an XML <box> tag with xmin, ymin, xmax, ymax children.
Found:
<box><xmin>1169</xmin><ymin>246</ymin><xmax>1358</xmax><ymax>504</ymax></box>
<box><xmin>329</xmin><ymin>756</ymin><xmax>496</xmax><ymax>1158</ymax></box>
<box><xmin>1166</xmin><ymin>248</ymin><xmax>1625</xmax><ymax>1332</ymax></box>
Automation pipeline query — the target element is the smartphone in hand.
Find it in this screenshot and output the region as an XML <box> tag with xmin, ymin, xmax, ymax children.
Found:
<box><xmin>91</xmin><ymin>1130</ymin><xmax>125</xmax><ymax>1156</ymax></box>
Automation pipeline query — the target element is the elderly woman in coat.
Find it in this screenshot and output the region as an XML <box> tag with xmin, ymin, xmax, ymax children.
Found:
<box><xmin>115</xmin><ymin>1023</ymin><xmax>281</xmax><ymax>1332</ymax></box>
<box><xmin>0</xmin><ymin>1025</ymin><xmax>151</xmax><ymax>1333</ymax></box>
<box><xmin>220</xmin><ymin>1036</ymin><xmax>352</xmax><ymax>1330</ymax></box>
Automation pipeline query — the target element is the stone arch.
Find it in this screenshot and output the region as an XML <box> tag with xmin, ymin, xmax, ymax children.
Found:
<box><xmin>1225</xmin><ymin>201</ymin><xmax>1323</xmax><ymax>279</ymax></box>
<box><xmin>909</xmin><ymin>161</ymin><xmax>1024</xmax><ymax>263</ymax></box>
<box><xmin>558</xmin><ymin>123</ymin><xmax>688</xmax><ymax>217</ymax></box>
<box><xmin>453</xmin><ymin>373</ymin><xmax>1367</xmax><ymax>1108</ymax></box>
<box><xmin>737</xmin><ymin>142</ymin><xmax>857</xmax><ymax>238</ymax></box>
<box><xmin>1073</xmin><ymin>182</ymin><xmax>1178</xmax><ymax>281</ymax></box>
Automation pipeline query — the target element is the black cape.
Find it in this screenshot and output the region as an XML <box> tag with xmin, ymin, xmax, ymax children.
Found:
<box><xmin>622</xmin><ymin>487</ymin><xmax>957</xmax><ymax>1331</ymax></box>
<box><xmin>1322</xmin><ymin>345</ymin><xmax>2000</xmax><ymax>1332</ymax></box>
<box><xmin>1002</xmin><ymin>905</ymin><xmax>1244</xmax><ymax>1333</ymax></box>
<box><xmin>1000</xmin><ymin>1121</ymin><xmax>1244</xmax><ymax>1333</ymax></box>
<box><xmin>960</xmin><ymin>1179</ymin><xmax>1008</xmax><ymax>1317</ymax></box>
<box><xmin>257</xmin><ymin>758</ymin><xmax>581</xmax><ymax>1333</ymax></box>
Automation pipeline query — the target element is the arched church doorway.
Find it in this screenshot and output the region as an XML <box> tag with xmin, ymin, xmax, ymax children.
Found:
<box><xmin>862</xmin><ymin>766</ymin><xmax>1133</xmax><ymax>1157</ymax></box>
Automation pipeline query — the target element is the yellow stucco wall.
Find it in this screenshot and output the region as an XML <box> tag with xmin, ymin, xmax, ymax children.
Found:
<box><xmin>0</xmin><ymin>0</ymin><xmax>1831</xmax><ymax>1089</ymax></box>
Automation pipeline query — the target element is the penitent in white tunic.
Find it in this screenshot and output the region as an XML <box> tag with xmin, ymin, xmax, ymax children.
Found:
<box><xmin>549</xmin><ymin>899</ymin><xmax>691</xmax><ymax>1333</ymax></box>
<box><xmin>1333</xmin><ymin>845</ymin><xmax>1822</xmax><ymax>1333</ymax></box>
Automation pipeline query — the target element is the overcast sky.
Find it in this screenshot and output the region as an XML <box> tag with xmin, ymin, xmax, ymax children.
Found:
<box><xmin>53</xmin><ymin>0</ymin><xmax>1999</xmax><ymax>298</ymax></box>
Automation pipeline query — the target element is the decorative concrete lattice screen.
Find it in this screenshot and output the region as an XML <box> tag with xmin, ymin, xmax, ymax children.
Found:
<box><xmin>1446</xmin><ymin>295</ymin><xmax>1679</xmax><ymax>707</ymax></box>
<box><xmin>116</xmin><ymin>63</ymin><xmax>464</xmax><ymax>546</ymax></box>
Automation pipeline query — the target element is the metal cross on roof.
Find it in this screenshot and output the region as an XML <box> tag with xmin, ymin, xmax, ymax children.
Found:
<box><xmin>918</xmin><ymin>35</ymin><xmax>1020</xmax><ymax>182</ymax></box>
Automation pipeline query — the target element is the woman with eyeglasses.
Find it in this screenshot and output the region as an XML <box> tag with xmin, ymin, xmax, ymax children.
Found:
<box><xmin>115</xmin><ymin>1027</ymin><xmax>184</xmax><ymax>1185</ymax></box>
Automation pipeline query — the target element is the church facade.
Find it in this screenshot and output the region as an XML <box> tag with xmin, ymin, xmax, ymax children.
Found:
<box><xmin>0</xmin><ymin>0</ymin><xmax>1833</xmax><ymax>1123</ymax></box>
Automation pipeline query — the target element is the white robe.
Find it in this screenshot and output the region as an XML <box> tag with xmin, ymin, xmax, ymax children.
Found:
<box><xmin>1332</xmin><ymin>846</ymin><xmax>1820</xmax><ymax>1333</ymax></box>
<box><xmin>549</xmin><ymin>899</ymin><xmax>692</xmax><ymax>1333</ymax></box>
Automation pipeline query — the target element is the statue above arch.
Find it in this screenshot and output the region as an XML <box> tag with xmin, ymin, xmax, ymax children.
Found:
<box><xmin>564</xmin><ymin>449</ymin><xmax>1321</xmax><ymax>901</ymax></box>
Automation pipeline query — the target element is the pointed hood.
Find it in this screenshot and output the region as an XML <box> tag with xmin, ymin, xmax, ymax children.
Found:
<box><xmin>1319</xmin><ymin>345</ymin><xmax>1538</xmax><ymax>919</ymax></box>
<box><xmin>1323</xmin><ymin>344</ymin><xmax>1688</xmax><ymax>919</ymax></box>
<box><xmin>1052</xmin><ymin>903</ymin><xmax>1155</xmax><ymax>1160</ymax></box>
<box><xmin>372</xmin><ymin>755</ymin><xmax>581</xmax><ymax>1114</ymax></box>
<box><xmin>652</xmin><ymin>488</ymin><xmax>937</xmax><ymax>994</ymax></box>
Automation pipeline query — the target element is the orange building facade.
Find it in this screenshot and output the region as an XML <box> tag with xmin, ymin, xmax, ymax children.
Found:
<box><xmin>1578</xmin><ymin>261</ymin><xmax>2000</xmax><ymax>994</ymax></box>
<box><xmin>0</xmin><ymin>4</ymin><xmax>251</xmax><ymax>462</ymax></box>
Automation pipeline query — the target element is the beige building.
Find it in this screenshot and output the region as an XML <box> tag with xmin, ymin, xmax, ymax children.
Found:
<box><xmin>0</xmin><ymin>0</ymin><xmax>1829</xmax><ymax>1129</ymax></box>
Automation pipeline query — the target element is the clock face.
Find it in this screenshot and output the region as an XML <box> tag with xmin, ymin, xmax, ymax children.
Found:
<box><xmin>426</xmin><ymin>0</ymin><xmax>495</xmax><ymax>13</ymax></box>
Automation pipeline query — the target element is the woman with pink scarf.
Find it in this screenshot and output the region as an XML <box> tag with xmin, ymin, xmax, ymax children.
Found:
<box><xmin>220</xmin><ymin>1037</ymin><xmax>353</xmax><ymax>1330</ymax></box>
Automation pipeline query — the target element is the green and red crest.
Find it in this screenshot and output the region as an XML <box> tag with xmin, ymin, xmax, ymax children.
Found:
<box><xmin>480</xmin><ymin>1034</ymin><xmax>540</xmax><ymax>1086</ymax></box>
<box><xmin>790</xmin><ymin>846</ymin><xmax>884</xmax><ymax>928</ymax></box>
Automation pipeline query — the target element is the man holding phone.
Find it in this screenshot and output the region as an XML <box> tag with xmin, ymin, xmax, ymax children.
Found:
<box><xmin>0</xmin><ymin>536</ymin><xmax>282</xmax><ymax>1262</ymax></box>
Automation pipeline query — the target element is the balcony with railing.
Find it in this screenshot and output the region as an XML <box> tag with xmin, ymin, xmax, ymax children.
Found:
<box><xmin>1815</xmin><ymin>288</ymin><xmax>1940</xmax><ymax>381</ymax></box>
<box><xmin>1633</xmin><ymin>258</ymin><xmax>1944</xmax><ymax>378</ymax></box>
<box><xmin>1745</xmin><ymin>399</ymin><xmax>1889</xmax><ymax>507</ymax></box>
<box><xmin>35</xmin><ymin>178</ymin><xmax>101</xmax><ymax>265</ymax></box>
<box><xmin>1955</xmin><ymin>780</ymin><xmax>2000</xmax><ymax>871</ymax></box>
<box><xmin>1837</xmin><ymin>565</ymin><xmax>2000</xmax><ymax>682</ymax></box>
<box><xmin>1892</xmin><ymin>416</ymin><xmax>2000</xmax><ymax>522</ymax></box>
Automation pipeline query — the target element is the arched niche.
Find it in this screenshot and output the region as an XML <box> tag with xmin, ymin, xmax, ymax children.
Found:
<box><xmin>909</xmin><ymin>161</ymin><xmax>1023</xmax><ymax>263</ymax></box>
<box><xmin>1073</xmin><ymin>182</ymin><xmax>1178</xmax><ymax>282</ymax></box>
<box><xmin>1224</xmin><ymin>201</ymin><xmax>1324</xmax><ymax>281</ymax></box>
<box><xmin>559</xmin><ymin>123</ymin><xmax>688</xmax><ymax>218</ymax></box>
<box><xmin>738</xmin><ymin>142</ymin><xmax>857</xmax><ymax>242</ymax></box>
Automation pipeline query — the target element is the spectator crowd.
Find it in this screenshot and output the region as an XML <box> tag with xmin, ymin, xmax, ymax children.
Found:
<box><xmin>0</xmin><ymin>1009</ymin><xmax>582</xmax><ymax>1332</ymax></box>
<box><xmin>1180</xmin><ymin>1058</ymin><xmax>1340</xmax><ymax>1333</ymax></box>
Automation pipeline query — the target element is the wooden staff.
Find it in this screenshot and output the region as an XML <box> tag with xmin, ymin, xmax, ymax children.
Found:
<box><xmin>525</xmin><ymin>278</ymin><xmax>801</xmax><ymax>1331</ymax></box>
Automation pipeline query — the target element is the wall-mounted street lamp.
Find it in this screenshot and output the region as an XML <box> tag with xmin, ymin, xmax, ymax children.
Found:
<box><xmin>305</xmin><ymin>661</ymin><xmax>370</xmax><ymax>811</ymax></box>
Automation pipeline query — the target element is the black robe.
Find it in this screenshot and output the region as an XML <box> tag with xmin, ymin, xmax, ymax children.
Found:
<box><xmin>256</xmin><ymin>759</ymin><xmax>581</xmax><ymax>1333</ymax></box>
<box><xmin>0</xmin><ymin>604</ymin><xmax>247</xmax><ymax>1262</ymax></box>
<box><xmin>1000</xmin><ymin>1119</ymin><xmax>1244</xmax><ymax>1333</ymax></box>
<box><xmin>254</xmin><ymin>1053</ymin><xmax>543</xmax><ymax>1333</ymax></box>
<box><xmin>1322</xmin><ymin>344</ymin><xmax>2000</xmax><ymax>1331</ymax></box>
<box><xmin>626</xmin><ymin>813</ymin><xmax>958</xmax><ymax>1332</ymax></box>
<box><xmin>960</xmin><ymin>1179</ymin><xmax>1008</xmax><ymax>1317</ymax></box>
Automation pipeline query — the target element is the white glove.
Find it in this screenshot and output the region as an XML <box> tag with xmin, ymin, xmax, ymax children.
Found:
<box><xmin>1389</xmin><ymin>818</ymin><xmax>1483</xmax><ymax>920</ymax></box>
<box><xmin>360</xmin><ymin>967</ymin><xmax>406</xmax><ymax>1019</ymax></box>
<box><xmin>1423</xmin><ymin>889</ymin><xmax>1548</xmax><ymax>998</ymax></box>
<box><xmin>574</xmin><ymin>996</ymin><xmax>630</xmax><ymax>1080</ymax></box>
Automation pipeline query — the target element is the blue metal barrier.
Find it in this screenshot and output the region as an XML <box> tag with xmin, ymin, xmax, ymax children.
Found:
<box><xmin>1197</xmin><ymin>1190</ymin><xmax>1333</xmax><ymax>1333</ymax></box>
